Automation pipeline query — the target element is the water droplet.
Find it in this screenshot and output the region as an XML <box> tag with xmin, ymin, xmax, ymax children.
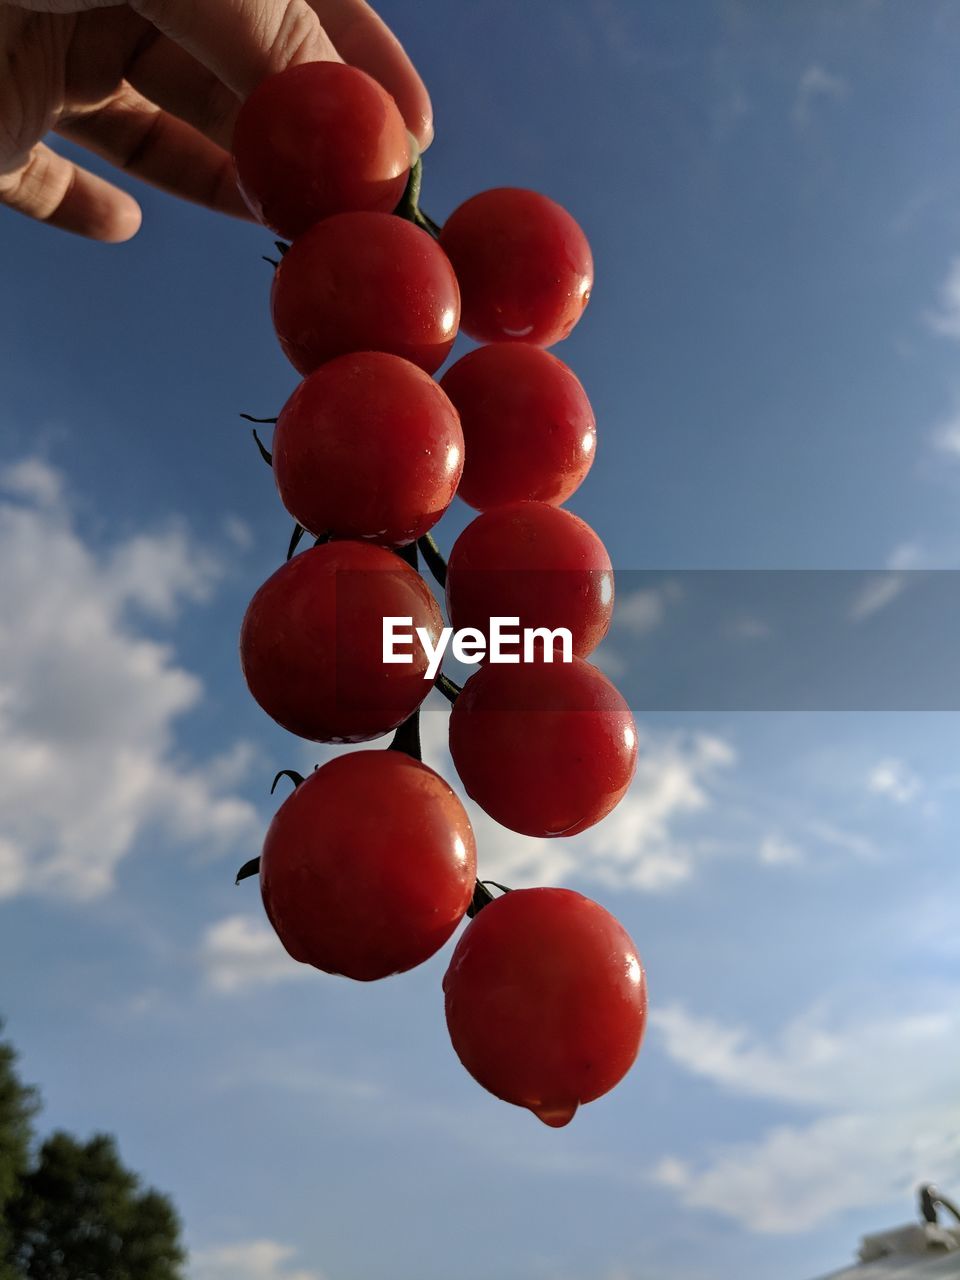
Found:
<box><xmin>531</xmin><ymin>1100</ymin><xmax>578</xmax><ymax>1128</ymax></box>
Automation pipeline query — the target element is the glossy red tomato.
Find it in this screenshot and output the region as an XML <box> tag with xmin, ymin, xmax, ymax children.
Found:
<box><xmin>261</xmin><ymin>751</ymin><xmax>477</xmax><ymax>981</ymax></box>
<box><xmin>444</xmin><ymin>887</ymin><xmax>647</xmax><ymax>1126</ymax></box>
<box><xmin>271</xmin><ymin>212</ymin><xmax>460</xmax><ymax>375</ymax></box>
<box><xmin>439</xmin><ymin>188</ymin><xmax>593</xmax><ymax>346</ymax></box>
<box><xmin>440</xmin><ymin>345</ymin><xmax>595</xmax><ymax>510</ymax></box>
<box><xmin>232</xmin><ymin>62</ymin><xmax>410</xmax><ymax>240</ymax></box>
<box><xmin>445</xmin><ymin>501</ymin><xmax>614</xmax><ymax>659</ymax></box>
<box><xmin>240</xmin><ymin>541</ymin><xmax>441</xmax><ymax>742</ymax></box>
<box><xmin>273</xmin><ymin>352</ymin><xmax>464</xmax><ymax>545</ymax></box>
<box><xmin>448</xmin><ymin>657</ymin><xmax>637</xmax><ymax>837</ymax></box>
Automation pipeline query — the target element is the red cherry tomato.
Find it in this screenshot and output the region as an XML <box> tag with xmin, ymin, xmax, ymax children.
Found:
<box><xmin>440</xmin><ymin>345</ymin><xmax>596</xmax><ymax>510</ymax></box>
<box><xmin>271</xmin><ymin>213</ymin><xmax>460</xmax><ymax>375</ymax></box>
<box><xmin>273</xmin><ymin>352</ymin><xmax>464</xmax><ymax>546</ymax></box>
<box><xmin>232</xmin><ymin>62</ymin><xmax>410</xmax><ymax>240</ymax></box>
<box><xmin>261</xmin><ymin>751</ymin><xmax>477</xmax><ymax>981</ymax></box>
<box><xmin>445</xmin><ymin>501</ymin><xmax>614</xmax><ymax>659</ymax></box>
<box><xmin>439</xmin><ymin>188</ymin><xmax>593</xmax><ymax>346</ymax></box>
<box><xmin>444</xmin><ymin>887</ymin><xmax>647</xmax><ymax>1126</ymax></box>
<box><xmin>240</xmin><ymin>541</ymin><xmax>441</xmax><ymax>742</ymax></box>
<box><xmin>448</xmin><ymin>657</ymin><xmax>637</xmax><ymax>837</ymax></box>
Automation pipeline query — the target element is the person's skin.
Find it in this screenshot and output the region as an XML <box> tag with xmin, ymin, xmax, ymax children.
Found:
<box><xmin>0</xmin><ymin>0</ymin><xmax>432</xmax><ymax>241</ymax></box>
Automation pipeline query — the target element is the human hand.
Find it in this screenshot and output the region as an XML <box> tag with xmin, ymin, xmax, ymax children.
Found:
<box><xmin>0</xmin><ymin>0</ymin><xmax>431</xmax><ymax>241</ymax></box>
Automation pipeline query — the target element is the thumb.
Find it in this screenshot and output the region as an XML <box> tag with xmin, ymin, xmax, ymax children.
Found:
<box><xmin>130</xmin><ymin>0</ymin><xmax>342</xmax><ymax>98</ymax></box>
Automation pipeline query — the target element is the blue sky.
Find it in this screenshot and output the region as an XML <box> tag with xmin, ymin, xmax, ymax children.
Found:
<box><xmin>2</xmin><ymin>2</ymin><xmax>960</xmax><ymax>1278</ymax></box>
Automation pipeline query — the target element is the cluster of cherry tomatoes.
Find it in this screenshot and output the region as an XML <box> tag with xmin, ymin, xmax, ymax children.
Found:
<box><xmin>231</xmin><ymin>60</ymin><xmax>647</xmax><ymax>1127</ymax></box>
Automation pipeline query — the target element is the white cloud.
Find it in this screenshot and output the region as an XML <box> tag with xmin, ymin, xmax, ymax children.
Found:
<box><xmin>458</xmin><ymin>728</ymin><xmax>736</xmax><ymax>895</ymax></box>
<box><xmin>651</xmin><ymin>996</ymin><xmax>960</xmax><ymax>1232</ymax></box>
<box><xmin>926</xmin><ymin>257</ymin><xmax>960</xmax><ymax>340</ymax></box>
<box><xmin>191</xmin><ymin>1239</ymin><xmax>323</xmax><ymax>1280</ymax></box>
<box><xmin>848</xmin><ymin>572</ymin><xmax>906</xmax><ymax>621</ymax></box>
<box><xmin>793</xmin><ymin>65</ymin><xmax>849</xmax><ymax>128</ymax></box>
<box><xmin>200</xmin><ymin>915</ymin><xmax>310</xmax><ymax>994</ymax></box>
<box><xmin>615</xmin><ymin>581</ymin><xmax>681</xmax><ymax>637</ymax></box>
<box><xmin>0</xmin><ymin>457</ymin><xmax>260</xmax><ymax>901</ymax></box>
<box><xmin>930</xmin><ymin>408</ymin><xmax>960</xmax><ymax>457</ymax></box>
<box><xmin>806</xmin><ymin>819</ymin><xmax>876</xmax><ymax>861</ymax></box>
<box><xmin>868</xmin><ymin>757</ymin><xmax>922</xmax><ymax>804</ymax></box>
<box><xmin>2</xmin><ymin>456</ymin><xmax>64</xmax><ymax>507</ymax></box>
<box><xmin>725</xmin><ymin>616</ymin><xmax>771</xmax><ymax>642</ymax></box>
<box><xmin>758</xmin><ymin>833</ymin><xmax>802</xmax><ymax>866</ymax></box>
<box><xmin>104</xmin><ymin>524</ymin><xmax>221</xmax><ymax>621</ymax></box>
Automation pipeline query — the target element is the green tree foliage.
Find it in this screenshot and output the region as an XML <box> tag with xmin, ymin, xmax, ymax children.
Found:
<box><xmin>0</xmin><ymin>1036</ymin><xmax>39</xmax><ymax>1280</ymax></box>
<box><xmin>0</xmin><ymin>1028</ymin><xmax>184</xmax><ymax>1279</ymax></box>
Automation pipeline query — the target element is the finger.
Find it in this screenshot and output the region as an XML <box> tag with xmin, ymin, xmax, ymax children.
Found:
<box><xmin>128</xmin><ymin>0</ymin><xmax>342</xmax><ymax>98</ymax></box>
<box><xmin>57</xmin><ymin>88</ymin><xmax>252</xmax><ymax>219</ymax></box>
<box><xmin>125</xmin><ymin>36</ymin><xmax>241</xmax><ymax>149</ymax></box>
<box><xmin>312</xmin><ymin>0</ymin><xmax>432</xmax><ymax>149</ymax></box>
<box><xmin>0</xmin><ymin>141</ymin><xmax>141</xmax><ymax>241</ymax></box>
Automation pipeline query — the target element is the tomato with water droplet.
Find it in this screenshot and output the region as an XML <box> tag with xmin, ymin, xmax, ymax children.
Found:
<box><xmin>444</xmin><ymin>887</ymin><xmax>647</xmax><ymax>1126</ymax></box>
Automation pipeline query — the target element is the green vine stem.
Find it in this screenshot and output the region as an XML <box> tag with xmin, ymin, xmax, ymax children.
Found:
<box><xmin>417</xmin><ymin>532</ymin><xmax>447</xmax><ymax>587</ymax></box>
<box><xmin>435</xmin><ymin>673</ymin><xmax>462</xmax><ymax>703</ymax></box>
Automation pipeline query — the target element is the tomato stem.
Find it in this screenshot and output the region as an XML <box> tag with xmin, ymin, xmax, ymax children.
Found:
<box><xmin>417</xmin><ymin>532</ymin><xmax>447</xmax><ymax>588</ymax></box>
<box><xmin>395</xmin><ymin>541</ymin><xmax>419</xmax><ymax>570</ymax></box>
<box><xmin>388</xmin><ymin>709</ymin><xmax>422</xmax><ymax>761</ymax></box>
<box><xmin>435</xmin><ymin>673</ymin><xmax>461</xmax><ymax>703</ymax></box>
<box><xmin>286</xmin><ymin>522</ymin><xmax>307</xmax><ymax>560</ymax></box>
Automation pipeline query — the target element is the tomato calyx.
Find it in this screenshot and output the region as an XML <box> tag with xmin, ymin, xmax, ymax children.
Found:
<box><xmin>466</xmin><ymin>879</ymin><xmax>511</xmax><ymax>919</ymax></box>
<box><xmin>235</xmin><ymin>767</ymin><xmax>305</xmax><ymax>883</ymax></box>
<box><xmin>392</xmin><ymin>157</ymin><xmax>442</xmax><ymax>240</ymax></box>
<box><xmin>261</xmin><ymin>241</ymin><xmax>290</xmax><ymax>270</ymax></box>
<box><xmin>239</xmin><ymin>414</ymin><xmax>278</xmax><ymax>467</ymax></box>
<box><xmin>270</xmin><ymin>769</ymin><xmax>305</xmax><ymax>795</ymax></box>
<box><xmin>235</xmin><ymin>856</ymin><xmax>260</xmax><ymax>885</ymax></box>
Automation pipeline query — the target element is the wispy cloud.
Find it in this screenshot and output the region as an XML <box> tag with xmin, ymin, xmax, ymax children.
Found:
<box><xmin>925</xmin><ymin>257</ymin><xmax>960</xmax><ymax>339</ymax></box>
<box><xmin>868</xmin><ymin>757</ymin><xmax>922</xmax><ymax>804</ymax></box>
<box><xmin>930</xmin><ymin>405</ymin><xmax>960</xmax><ymax>458</ymax></box>
<box><xmin>200</xmin><ymin>915</ymin><xmax>311</xmax><ymax>994</ymax></box>
<box><xmin>758</xmin><ymin>833</ymin><xmax>803</xmax><ymax>866</ymax></box>
<box><xmin>615</xmin><ymin>581</ymin><xmax>682</xmax><ymax>637</ymax></box>
<box><xmin>460</xmin><ymin>728</ymin><xmax>737</xmax><ymax>895</ymax></box>
<box><xmin>848</xmin><ymin>573</ymin><xmax>906</xmax><ymax>621</ymax></box>
<box><xmin>651</xmin><ymin>994</ymin><xmax>960</xmax><ymax>1232</ymax></box>
<box><xmin>191</xmin><ymin>1239</ymin><xmax>324</xmax><ymax>1280</ymax></box>
<box><xmin>725</xmin><ymin>616</ymin><xmax>772</xmax><ymax>642</ymax></box>
<box><xmin>793</xmin><ymin>65</ymin><xmax>849</xmax><ymax>128</ymax></box>
<box><xmin>0</xmin><ymin>457</ymin><xmax>260</xmax><ymax>901</ymax></box>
